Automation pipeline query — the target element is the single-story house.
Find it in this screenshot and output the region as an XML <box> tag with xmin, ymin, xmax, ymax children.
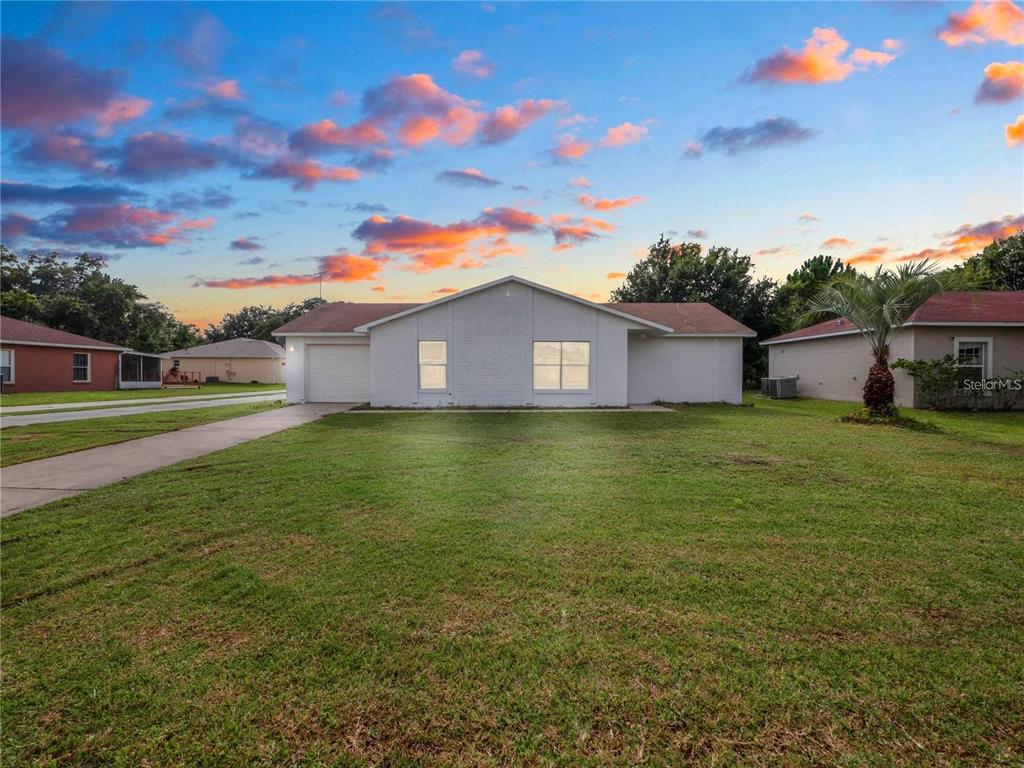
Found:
<box><xmin>1</xmin><ymin>315</ymin><xmax>126</xmax><ymax>393</ymax></box>
<box><xmin>272</xmin><ymin>275</ymin><xmax>755</xmax><ymax>407</ymax></box>
<box><xmin>163</xmin><ymin>338</ymin><xmax>286</xmax><ymax>384</ymax></box>
<box><xmin>762</xmin><ymin>291</ymin><xmax>1024</xmax><ymax>407</ymax></box>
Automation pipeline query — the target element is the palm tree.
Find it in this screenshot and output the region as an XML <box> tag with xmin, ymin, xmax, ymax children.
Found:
<box><xmin>805</xmin><ymin>261</ymin><xmax>959</xmax><ymax>417</ymax></box>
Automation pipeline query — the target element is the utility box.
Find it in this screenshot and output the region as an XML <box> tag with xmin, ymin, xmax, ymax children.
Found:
<box><xmin>766</xmin><ymin>376</ymin><xmax>798</xmax><ymax>399</ymax></box>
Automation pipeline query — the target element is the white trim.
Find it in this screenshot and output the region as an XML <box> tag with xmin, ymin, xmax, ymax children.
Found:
<box><xmin>273</xmin><ymin>331</ymin><xmax>367</xmax><ymax>338</ymax></box>
<box><xmin>905</xmin><ymin>321</ymin><xmax>1024</xmax><ymax>328</ymax></box>
<box><xmin>352</xmin><ymin>275</ymin><xmax>674</xmax><ymax>334</ymax></box>
<box><xmin>954</xmin><ymin>336</ymin><xmax>994</xmax><ymax>380</ymax></box>
<box><xmin>0</xmin><ymin>339</ymin><xmax>127</xmax><ymax>352</ymax></box>
<box><xmin>0</xmin><ymin>348</ymin><xmax>14</xmax><ymax>384</ymax></box>
<box><xmin>72</xmin><ymin>352</ymin><xmax>91</xmax><ymax>384</ymax></box>
<box><xmin>663</xmin><ymin>332</ymin><xmax>757</xmax><ymax>338</ymax></box>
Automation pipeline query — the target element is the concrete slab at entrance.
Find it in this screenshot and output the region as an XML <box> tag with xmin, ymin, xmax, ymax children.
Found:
<box><xmin>1</xmin><ymin>403</ymin><xmax>356</xmax><ymax>517</ymax></box>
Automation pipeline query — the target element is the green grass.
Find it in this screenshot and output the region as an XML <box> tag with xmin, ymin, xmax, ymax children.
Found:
<box><xmin>0</xmin><ymin>382</ymin><xmax>284</xmax><ymax>407</ymax></box>
<box><xmin>2</xmin><ymin>397</ymin><xmax>1022</xmax><ymax>766</ymax></box>
<box><xmin>0</xmin><ymin>402</ymin><xmax>284</xmax><ymax>467</ymax></box>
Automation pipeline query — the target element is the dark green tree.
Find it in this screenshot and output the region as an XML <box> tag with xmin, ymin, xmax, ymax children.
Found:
<box><xmin>774</xmin><ymin>254</ymin><xmax>855</xmax><ymax>332</ymax></box>
<box><xmin>610</xmin><ymin>236</ymin><xmax>779</xmax><ymax>386</ymax></box>
<box><xmin>0</xmin><ymin>245</ymin><xmax>200</xmax><ymax>353</ymax></box>
<box><xmin>204</xmin><ymin>297</ymin><xmax>327</xmax><ymax>344</ymax></box>
<box><xmin>947</xmin><ymin>232</ymin><xmax>1023</xmax><ymax>290</ymax></box>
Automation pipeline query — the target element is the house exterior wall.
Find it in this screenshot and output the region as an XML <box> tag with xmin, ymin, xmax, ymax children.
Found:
<box><xmin>627</xmin><ymin>335</ymin><xmax>744</xmax><ymax>404</ymax></box>
<box><xmin>161</xmin><ymin>356</ymin><xmax>285</xmax><ymax>383</ymax></box>
<box><xmin>767</xmin><ymin>329</ymin><xmax>916</xmax><ymax>407</ymax></box>
<box><xmin>368</xmin><ymin>282</ymin><xmax>641</xmax><ymax>407</ymax></box>
<box><xmin>910</xmin><ymin>326</ymin><xmax>1024</xmax><ymax>379</ymax></box>
<box><xmin>0</xmin><ymin>344</ymin><xmax>120</xmax><ymax>393</ymax></box>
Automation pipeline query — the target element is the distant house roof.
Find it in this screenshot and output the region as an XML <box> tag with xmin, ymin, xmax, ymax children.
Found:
<box><xmin>603</xmin><ymin>303</ymin><xmax>756</xmax><ymax>336</ymax></box>
<box><xmin>166</xmin><ymin>338</ymin><xmax>285</xmax><ymax>358</ymax></box>
<box><xmin>762</xmin><ymin>291</ymin><xmax>1024</xmax><ymax>345</ymax></box>
<box><xmin>0</xmin><ymin>315</ymin><xmax>127</xmax><ymax>351</ymax></box>
<box><xmin>273</xmin><ymin>276</ymin><xmax>755</xmax><ymax>337</ymax></box>
<box><xmin>274</xmin><ymin>303</ymin><xmax>420</xmax><ymax>334</ymax></box>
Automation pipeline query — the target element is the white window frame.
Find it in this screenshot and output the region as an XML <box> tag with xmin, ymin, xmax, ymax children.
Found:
<box><xmin>0</xmin><ymin>348</ymin><xmax>14</xmax><ymax>384</ymax></box>
<box><xmin>418</xmin><ymin>340</ymin><xmax>447</xmax><ymax>392</ymax></box>
<box><xmin>72</xmin><ymin>352</ymin><xmax>91</xmax><ymax>383</ymax></box>
<box><xmin>533</xmin><ymin>341</ymin><xmax>591</xmax><ymax>392</ymax></box>
<box><xmin>953</xmin><ymin>336</ymin><xmax>993</xmax><ymax>380</ymax></box>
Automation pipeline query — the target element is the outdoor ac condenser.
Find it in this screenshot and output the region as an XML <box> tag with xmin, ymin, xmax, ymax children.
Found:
<box><xmin>767</xmin><ymin>376</ymin><xmax>798</xmax><ymax>399</ymax></box>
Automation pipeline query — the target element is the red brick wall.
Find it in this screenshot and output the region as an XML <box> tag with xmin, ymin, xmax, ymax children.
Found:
<box><xmin>0</xmin><ymin>344</ymin><xmax>120</xmax><ymax>393</ymax></box>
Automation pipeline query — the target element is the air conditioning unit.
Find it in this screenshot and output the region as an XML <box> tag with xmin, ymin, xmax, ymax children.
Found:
<box><xmin>767</xmin><ymin>376</ymin><xmax>799</xmax><ymax>399</ymax></box>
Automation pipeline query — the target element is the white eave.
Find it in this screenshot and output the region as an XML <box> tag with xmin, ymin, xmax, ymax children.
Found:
<box><xmin>0</xmin><ymin>339</ymin><xmax>129</xmax><ymax>352</ymax></box>
<box><xmin>352</xmin><ymin>275</ymin><xmax>674</xmax><ymax>334</ymax></box>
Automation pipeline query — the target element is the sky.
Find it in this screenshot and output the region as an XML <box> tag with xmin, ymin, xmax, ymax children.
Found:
<box><xmin>1</xmin><ymin>1</ymin><xmax>1022</xmax><ymax>329</ymax></box>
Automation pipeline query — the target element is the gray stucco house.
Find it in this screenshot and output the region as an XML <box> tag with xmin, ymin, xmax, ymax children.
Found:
<box><xmin>273</xmin><ymin>275</ymin><xmax>755</xmax><ymax>407</ymax></box>
<box><xmin>762</xmin><ymin>291</ymin><xmax>1024</xmax><ymax>407</ymax></box>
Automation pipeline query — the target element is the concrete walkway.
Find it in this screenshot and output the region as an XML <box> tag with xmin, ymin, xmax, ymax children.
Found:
<box><xmin>1</xmin><ymin>389</ymin><xmax>285</xmax><ymax>414</ymax></box>
<box><xmin>1</xmin><ymin>403</ymin><xmax>355</xmax><ymax>517</ymax></box>
<box><xmin>1</xmin><ymin>392</ymin><xmax>287</xmax><ymax>428</ymax></box>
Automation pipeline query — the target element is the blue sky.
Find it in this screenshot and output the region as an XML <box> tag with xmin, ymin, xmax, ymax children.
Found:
<box><xmin>1</xmin><ymin>1</ymin><xmax>1021</xmax><ymax>328</ymax></box>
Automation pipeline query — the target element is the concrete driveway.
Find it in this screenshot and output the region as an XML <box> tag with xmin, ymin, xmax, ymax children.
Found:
<box><xmin>1</xmin><ymin>402</ymin><xmax>356</xmax><ymax>517</ymax></box>
<box><xmin>1</xmin><ymin>392</ymin><xmax>286</xmax><ymax>428</ymax></box>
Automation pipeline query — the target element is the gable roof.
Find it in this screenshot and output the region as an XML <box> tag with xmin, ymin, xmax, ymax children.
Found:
<box><xmin>762</xmin><ymin>291</ymin><xmax>1024</xmax><ymax>345</ymax></box>
<box><xmin>166</xmin><ymin>338</ymin><xmax>286</xmax><ymax>358</ymax></box>
<box><xmin>604</xmin><ymin>303</ymin><xmax>756</xmax><ymax>336</ymax></box>
<box><xmin>272</xmin><ymin>277</ymin><xmax>756</xmax><ymax>337</ymax></box>
<box><xmin>0</xmin><ymin>315</ymin><xmax>127</xmax><ymax>351</ymax></box>
<box><xmin>351</xmin><ymin>276</ymin><xmax>675</xmax><ymax>333</ymax></box>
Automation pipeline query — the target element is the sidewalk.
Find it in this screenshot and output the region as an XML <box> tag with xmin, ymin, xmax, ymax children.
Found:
<box><xmin>1</xmin><ymin>393</ymin><xmax>287</xmax><ymax>428</ymax></box>
<box><xmin>1</xmin><ymin>403</ymin><xmax>355</xmax><ymax>516</ymax></box>
<box><xmin>1</xmin><ymin>389</ymin><xmax>285</xmax><ymax>414</ymax></box>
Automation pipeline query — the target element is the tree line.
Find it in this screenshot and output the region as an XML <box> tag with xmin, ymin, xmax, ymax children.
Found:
<box><xmin>2</xmin><ymin>233</ymin><xmax>1020</xmax><ymax>371</ymax></box>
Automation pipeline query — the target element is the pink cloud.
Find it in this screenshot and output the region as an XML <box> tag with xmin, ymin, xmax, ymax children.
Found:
<box><xmin>976</xmin><ymin>60</ymin><xmax>1024</xmax><ymax>103</ymax></box>
<box><xmin>551</xmin><ymin>135</ymin><xmax>592</xmax><ymax>160</ymax></box>
<box><xmin>196</xmin><ymin>78</ymin><xmax>246</xmax><ymax>101</ymax></box>
<box><xmin>1007</xmin><ymin>114</ymin><xmax>1024</xmax><ymax>146</ymax></box>
<box><xmin>19</xmin><ymin>133</ymin><xmax>109</xmax><ymax>172</ymax></box>
<box><xmin>452</xmin><ymin>49</ymin><xmax>495</xmax><ymax>78</ymax></box>
<box><xmin>549</xmin><ymin>214</ymin><xmax>615</xmax><ymax>249</ymax></box>
<box><xmin>118</xmin><ymin>132</ymin><xmax>221</xmax><ymax>179</ymax></box>
<box><xmin>745</xmin><ymin>27</ymin><xmax>896</xmax><ymax>84</ymax></box>
<box><xmin>251</xmin><ymin>157</ymin><xmax>361</xmax><ymax>190</ymax></box>
<box><xmin>938</xmin><ymin>0</ymin><xmax>1024</xmax><ymax>47</ymax></box>
<box><xmin>230</xmin><ymin>236</ymin><xmax>264</xmax><ymax>251</ymax></box>
<box><xmin>599</xmin><ymin>121</ymin><xmax>648</xmax><ymax>147</ymax></box>
<box><xmin>569</xmin><ymin>176</ymin><xmax>591</xmax><ymax>188</ymax></box>
<box><xmin>822</xmin><ymin>236</ymin><xmax>854</xmax><ymax>249</ymax></box>
<box><xmin>94</xmin><ymin>96</ymin><xmax>151</xmax><ymax>138</ymax></box>
<box><xmin>288</xmin><ymin>118</ymin><xmax>387</xmax><ymax>152</ymax></box>
<box><xmin>577</xmin><ymin>194</ymin><xmax>645</xmax><ymax>211</ymax></box>
<box><xmin>197</xmin><ymin>253</ymin><xmax>384</xmax><ymax>289</ymax></box>
<box><xmin>479</xmin><ymin>99</ymin><xmax>563</xmax><ymax>144</ymax></box>
<box><xmin>6</xmin><ymin>203</ymin><xmax>214</xmax><ymax>249</ymax></box>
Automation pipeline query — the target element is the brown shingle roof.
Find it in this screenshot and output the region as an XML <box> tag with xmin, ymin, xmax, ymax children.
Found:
<box><xmin>273</xmin><ymin>303</ymin><xmax>420</xmax><ymax>334</ymax></box>
<box><xmin>167</xmin><ymin>338</ymin><xmax>285</xmax><ymax>358</ymax></box>
<box><xmin>762</xmin><ymin>291</ymin><xmax>1024</xmax><ymax>345</ymax></box>
<box><xmin>603</xmin><ymin>303</ymin><xmax>756</xmax><ymax>336</ymax></box>
<box><xmin>0</xmin><ymin>315</ymin><xmax>126</xmax><ymax>350</ymax></box>
<box><xmin>273</xmin><ymin>299</ymin><xmax>754</xmax><ymax>336</ymax></box>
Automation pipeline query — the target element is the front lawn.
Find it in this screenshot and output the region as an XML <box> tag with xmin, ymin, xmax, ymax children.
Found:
<box><xmin>0</xmin><ymin>382</ymin><xmax>284</xmax><ymax>408</ymax></box>
<box><xmin>2</xmin><ymin>399</ymin><xmax>1022</xmax><ymax>765</ymax></box>
<box><xmin>0</xmin><ymin>401</ymin><xmax>284</xmax><ymax>467</ymax></box>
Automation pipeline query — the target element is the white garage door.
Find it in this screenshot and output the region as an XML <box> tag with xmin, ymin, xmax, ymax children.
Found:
<box><xmin>306</xmin><ymin>344</ymin><xmax>371</xmax><ymax>402</ymax></box>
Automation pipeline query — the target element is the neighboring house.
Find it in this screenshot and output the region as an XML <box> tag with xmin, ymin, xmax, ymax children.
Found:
<box><xmin>762</xmin><ymin>291</ymin><xmax>1024</xmax><ymax>407</ymax></box>
<box><xmin>273</xmin><ymin>275</ymin><xmax>755</xmax><ymax>407</ymax></box>
<box><xmin>0</xmin><ymin>315</ymin><xmax>125</xmax><ymax>393</ymax></box>
<box><xmin>163</xmin><ymin>338</ymin><xmax>286</xmax><ymax>384</ymax></box>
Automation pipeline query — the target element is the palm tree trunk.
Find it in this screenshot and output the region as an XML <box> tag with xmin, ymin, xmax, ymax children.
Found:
<box><xmin>863</xmin><ymin>350</ymin><xmax>896</xmax><ymax>416</ymax></box>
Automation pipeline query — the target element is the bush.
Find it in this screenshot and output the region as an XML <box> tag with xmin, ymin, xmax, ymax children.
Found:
<box><xmin>892</xmin><ymin>356</ymin><xmax>1024</xmax><ymax>411</ymax></box>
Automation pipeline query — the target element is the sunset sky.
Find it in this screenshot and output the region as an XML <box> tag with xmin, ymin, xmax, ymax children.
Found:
<box><xmin>1</xmin><ymin>1</ymin><xmax>1021</xmax><ymax>329</ymax></box>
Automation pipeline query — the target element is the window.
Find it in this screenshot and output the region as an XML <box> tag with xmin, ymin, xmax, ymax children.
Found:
<box><xmin>72</xmin><ymin>352</ymin><xmax>91</xmax><ymax>383</ymax></box>
<box><xmin>418</xmin><ymin>340</ymin><xmax>447</xmax><ymax>390</ymax></box>
<box><xmin>533</xmin><ymin>341</ymin><xmax>590</xmax><ymax>390</ymax></box>
<box><xmin>0</xmin><ymin>349</ymin><xmax>13</xmax><ymax>383</ymax></box>
<box><xmin>956</xmin><ymin>338</ymin><xmax>991</xmax><ymax>382</ymax></box>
